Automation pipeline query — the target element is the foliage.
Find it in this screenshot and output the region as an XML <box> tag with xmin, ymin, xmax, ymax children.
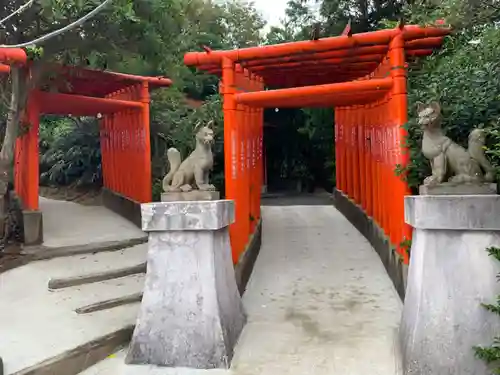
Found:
<box><xmin>149</xmin><ymin>90</ymin><xmax>226</xmax><ymax>198</ymax></box>
<box><xmin>319</xmin><ymin>0</ymin><xmax>405</xmax><ymax>34</ymax></box>
<box><xmin>265</xmin><ymin>0</ymin><xmax>500</xmax><ymax>193</ymax></box>
<box><xmin>401</xmin><ymin>4</ymin><xmax>500</xmax><ymax>190</ymax></box>
<box><xmin>262</xmin><ymin>106</ymin><xmax>334</xmax><ymax>192</ymax></box>
<box><xmin>486</xmin><ymin>123</ymin><xmax>500</xmax><ymax>175</ymax></box>
<box><xmin>404</xmin><ymin>0</ymin><xmax>500</xmax><ymax>29</ymax></box>
<box><xmin>276</xmin><ymin>0</ymin><xmax>405</xmax><ymax>40</ymax></box>
<box><xmin>6</xmin><ymin>0</ymin><xmax>266</xmax><ymax>195</ymax></box>
<box><xmin>168</xmin><ymin>0</ymin><xmax>266</xmax><ymax>99</ymax></box>
<box><xmin>300</xmin><ymin>107</ymin><xmax>335</xmax><ymax>189</ymax></box>
<box><xmin>399</xmin><ymin>238</ymin><xmax>412</xmax><ymax>257</ymax></box>
<box><xmin>0</xmin><ymin>0</ymin><xmax>190</xmax><ymax>197</ymax></box>
<box><xmin>0</xmin><ymin>0</ymin><xmax>184</xmax><ymax>70</ymax></box>
<box><xmin>260</xmin><ymin>0</ymin><xmax>405</xmax><ymax>191</ymax></box>
<box><xmin>474</xmin><ymin>246</ymin><xmax>500</xmax><ymax>373</ymax></box>
<box><xmin>39</xmin><ymin>117</ymin><xmax>102</xmax><ymax>186</ymax></box>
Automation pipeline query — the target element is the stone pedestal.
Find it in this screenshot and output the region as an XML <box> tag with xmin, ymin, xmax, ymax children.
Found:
<box><xmin>161</xmin><ymin>190</ymin><xmax>220</xmax><ymax>202</ymax></box>
<box><xmin>22</xmin><ymin>210</ymin><xmax>43</xmax><ymax>245</ymax></box>
<box><xmin>419</xmin><ymin>182</ymin><xmax>497</xmax><ymax>195</ymax></box>
<box><xmin>401</xmin><ymin>195</ymin><xmax>500</xmax><ymax>375</ymax></box>
<box><xmin>126</xmin><ymin>200</ymin><xmax>246</xmax><ymax>369</ymax></box>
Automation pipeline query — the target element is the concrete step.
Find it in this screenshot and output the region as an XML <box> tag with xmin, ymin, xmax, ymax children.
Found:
<box><xmin>41</xmin><ymin>243</ymin><xmax>147</xmax><ymax>281</ymax></box>
<box><xmin>75</xmin><ymin>292</ymin><xmax>143</xmax><ymax>315</ymax></box>
<box><xmin>0</xmin><ymin>245</ymin><xmax>147</xmax><ymax>374</ymax></box>
<box><xmin>23</xmin><ymin>237</ymin><xmax>148</xmax><ymax>261</ymax></box>
<box><xmin>38</xmin><ymin>196</ymin><xmax>145</xmax><ymax>249</ymax></box>
<box><xmin>51</xmin><ymin>273</ymin><xmax>145</xmax><ymax>313</ymax></box>
<box><xmin>79</xmin><ymin>348</ymin><xmax>228</xmax><ymax>375</ymax></box>
<box><xmin>11</xmin><ymin>327</ymin><xmax>134</xmax><ymax>375</ymax></box>
<box><xmin>49</xmin><ymin>263</ymin><xmax>146</xmax><ymax>290</ymax></box>
<box><xmin>46</xmin><ymin>243</ymin><xmax>148</xmax><ymax>289</ymax></box>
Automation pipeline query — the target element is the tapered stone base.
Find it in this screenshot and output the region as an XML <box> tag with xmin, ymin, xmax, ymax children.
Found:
<box><xmin>401</xmin><ymin>195</ymin><xmax>500</xmax><ymax>375</ymax></box>
<box><xmin>126</xmin><ymin>200</ymin><xmax>245</xmax><ymax>369</ymax></box>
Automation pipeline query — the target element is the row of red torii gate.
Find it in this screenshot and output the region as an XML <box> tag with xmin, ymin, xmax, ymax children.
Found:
<box><xmin>0</xmin><ymin>23</ymin><xmax>449</xmax><ymax>263</ymax></box>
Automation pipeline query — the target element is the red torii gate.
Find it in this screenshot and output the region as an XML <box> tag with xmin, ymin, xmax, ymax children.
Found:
<box><xmin>0</xmin><ymin>48</ymin><xmax>171</xmax><ymax>243</ymax></box>
<box><xmin>184</xmin><ymin>24</ymin><xmax>450</xmax><ymax>265</ymax></box>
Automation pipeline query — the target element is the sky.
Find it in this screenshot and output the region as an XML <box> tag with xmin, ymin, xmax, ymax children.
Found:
<box><xmin>251</xmin><ymin>0</ymin><xmax>320</xmax><ymax>33</ymax></box>
<box><xmin>251</xmin><ymin>0</ymin><xmax>289</xmax><ymax>30</ymax></box>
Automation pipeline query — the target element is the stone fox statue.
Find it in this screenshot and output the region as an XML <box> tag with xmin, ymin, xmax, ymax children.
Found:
<box><xmin>417</xmin><ymin>101</ymin><xmax>495</xmax><ymax>186</ymax></box>
<box><xmin>162</xmin><ymin>123</ymin><xmax>216</xmax><ymax>192</ymax></box>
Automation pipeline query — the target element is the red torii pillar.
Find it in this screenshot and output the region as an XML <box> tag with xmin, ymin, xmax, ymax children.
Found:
<box><xmin>221</xmin><ymin>57</ymin><xmax>264</xmax><ymax>263</ymax></box>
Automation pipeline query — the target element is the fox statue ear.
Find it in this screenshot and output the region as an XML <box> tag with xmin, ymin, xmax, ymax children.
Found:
<box><xmin>429</xmin><ymin>101</ymin><xmax>441</xmax><ymax>114</ymax></box>
<box><xmin>194</xmin><ymin>121</ymin><xmax>202</xmax><ymax>131</ymax></box>
<box><xmin>206</xmin><ymin>120</ymin><xmax>214</xmax><ymax>129</ymax></box>
<box><xmin>416</xmin><ymin>101</ymin><xmax>425</xmax><ymax>113</ymax></box>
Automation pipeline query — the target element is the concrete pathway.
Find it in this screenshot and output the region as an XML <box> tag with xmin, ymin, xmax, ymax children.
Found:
<box><xmin>82</xmin><ymin>203</ymin><xmax>403</xmax><ymax>374</ymax></box>
<box><xmin>40</xmin><ymin>196</ymin><xmax>145</xmax><ymax>248</ymax></box>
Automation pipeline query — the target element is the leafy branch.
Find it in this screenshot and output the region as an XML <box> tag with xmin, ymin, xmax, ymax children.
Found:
<box><xmin>474</xmin><ymin>247</ymin><xmax>500</xmax><ymax>373</ymax></box>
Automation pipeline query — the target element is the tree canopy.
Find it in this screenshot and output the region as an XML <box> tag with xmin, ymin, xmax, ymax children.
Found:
<box><xmin>0</xmin><ymin>0</ymin><xmax>267</xmax><ymax>198</ymax></box>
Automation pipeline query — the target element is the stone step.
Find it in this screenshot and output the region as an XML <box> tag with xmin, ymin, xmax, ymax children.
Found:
<box><xmin>0</xmin><ymin>246</ymin><xmax>146</xmax><ymax>374</ymax></box>
<box><xmin>12</xmin><ymin>327</ymin><xmax>134</xmax><ymax>375</ymax></box>
<box><xmin>75</xmin><ymin>292</ymin><xmax>143</xmax><ymax>315</ymax></box>
<box><xmin>51</xmin><ymin>273</ymin><xmax>145</xmax><ymax>313</ymax></box>
<box><xmin>48</xmin><ymin>261</ymin><xmax>146</xmax><ymax>290</ymax></box>
<box><xmin>44</xmin><ymin>243</ymin><xmax>148</xmax><ymax>285</ymax></box>
<box><xmin>78</xmin><ymin>348</ymin><xmax>228</xmax><ymax>375</ymax></box>
<box><xmin>1</xmin><ymin>299</ymin><xmax>139</xmax><ymax>375</ymax></box>
<box><xmin>23</xmin><ymin>237</ymin><xmax>148</xmax><ymax>261</ymax></box>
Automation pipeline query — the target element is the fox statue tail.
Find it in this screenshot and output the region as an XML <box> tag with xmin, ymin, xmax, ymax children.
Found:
<box><xmin>162</xmin><ymin>148</ymin><xmax>182</xmax><ymax>191</ymax></box>
<box><xmin>468</xmin><ymin>128</ymin><xmax>495</xmax><ymax>181</ymax></box>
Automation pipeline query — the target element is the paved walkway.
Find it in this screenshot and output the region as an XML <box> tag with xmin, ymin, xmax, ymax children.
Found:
<box><xmin>40</xmin><ymin>196</ymin><xmax>145</xmax><ymax>248</ymax></box>
<box><xmin>82</xmin><ymin>202</ymin><xmax>403</xmax><ymax>374</ymax></box>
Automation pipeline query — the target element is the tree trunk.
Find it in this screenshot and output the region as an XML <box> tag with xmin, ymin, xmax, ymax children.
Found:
<box><xmin>357</xmin><ymin>0</ymin><xmax>370</xmax><ymax>30</ymax></box>
<box><xmin>1</xmin><ymin>66</ymin><xmax>22</xmax><ymax>165</ymax></box>
<box><xmin>0</xmin><ymin>66</ymin><xmax>27</xmax><ymax>239</ymax></box>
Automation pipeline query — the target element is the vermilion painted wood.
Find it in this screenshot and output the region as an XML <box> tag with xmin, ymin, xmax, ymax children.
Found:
<box><xmin>6</xmin><ymin>61</ymin><xmax>169</xmax><ymax>210</ymax></box>
<box><xmin>184</xmin><ymin>26</ymin><xmax>449</xmax><ymax>66</ymax></box>
<box><xmin>197</xmin><ymin>39</ymin><xmax>443</xmax><ymax>72</ymax></box>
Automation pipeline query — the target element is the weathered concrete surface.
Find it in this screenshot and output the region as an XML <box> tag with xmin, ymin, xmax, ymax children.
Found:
<box><xmin>233</xmin><ymin>204</ymin><xmax>402</xmax><ymax>375</ymax></box>
<box><xmin>330</xmin><ymin>189</ymin><xmax>408</xmax><ymax>299</ymax></box>
<box><xmin>126</xmin><ymin>200</ymin><xmax>245</xmax><ymax>369</ymax></box>
<box><xmin>161</xmin><ymin>191</ymin><xmax>220</xmax><ymax>202</ymax></box>
<box><xmin>419</xmin><ymin>182</ymin><xmax>497</xmax><ymax>195</ymax></box>
<box><xmin>401</xmin><ymin>195</ymin><xmax>500</xmax><ymax>375</ymax></box>
<box><xmin>234</xmin><ymin>219</ymin><xmax>262</xmax><ymax>295</ymax></box>
<box><xmin>22</xmin><ymin>209</ymin><xmax>43</xmax><ymax>245</ymax></box>
<box><xmin>13</xmin><ymin>327</ymin><xmax>134</xmax><ymax>375</ymax></box>
<box><xmin>82</xmin><ymin>202</ymin><xmax>403</xmax><ymax>375</ymax></box>
<box><xmin>81</xmin><ymin>349</ymin><xmax>225</xmax><ymax>375</ymax></box>
<box><xmin>140</xmin><ymin>200</ymin><xmax>234</xmax><ymax>232</ymax></box>
<box><xmin>102</xmin><ymin>188</ymin><xmax>143</xmax><ymax>228</ymax></box>
<box><xmin>40</xmin><ymin>196</ymin><xmax>145</xmax><ymax>248</ymax></box>
<box><xmin>404</xmin><ymin>194</ymin><xmax>500</xmax><ymax>230</ymax></box>
<box><xmin>0</xmin><ymin>244</ymin><xmax>147</xmax><ymax>374</ymax></box>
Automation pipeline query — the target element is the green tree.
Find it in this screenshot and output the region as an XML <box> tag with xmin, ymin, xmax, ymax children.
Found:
<box><xmin>0</xmin><ymin>0</ymin><xmax>183</xmax><ymax>185</ymax></box>
<box><xmin>173</xmin><ymin>0</ymin><xmax>266</xmax><ymax>99</ymax></box>
<box><xmin>15</xmin><ymin>0</ymin><xmax>267</xmax><ymax>195</ymax></box>
<box><xmin>320</xmin><ymin>0</ymin><xmax>405</xmax><ymax>33</ymax></box>
<box><xmin>400</xmin><ymin>0</ymin><xmax>500</xmax><ymax>190</ymax></box>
